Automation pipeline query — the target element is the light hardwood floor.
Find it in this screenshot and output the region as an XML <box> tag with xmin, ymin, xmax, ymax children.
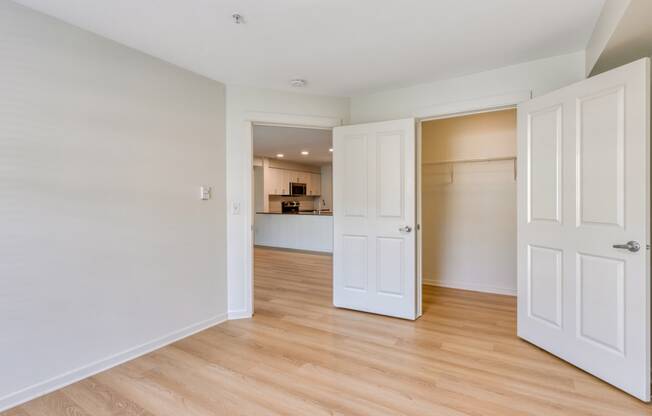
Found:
<box><xmin>5</xmin><ymin>247</ymin><xmax>652</xmax><ymax>415</ymax></box>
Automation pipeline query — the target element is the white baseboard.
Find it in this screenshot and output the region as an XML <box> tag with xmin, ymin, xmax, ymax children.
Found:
<box><xmin>0</xmin><ymin>313</ymin><xmax>227</xmax><ymax>413</ymax></box>
<box><xmin>423</xmin><ymin>278</ymin><xmax>516</xmax><ymax>296</ymax></box>
<box><xmin>228</xmin><ymin>309</ymin><xmax>253</xmax><ymax>320</ymax></box>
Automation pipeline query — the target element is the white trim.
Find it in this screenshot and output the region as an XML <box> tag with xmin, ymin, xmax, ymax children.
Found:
<box><xmin>414</xmin><ymin>90</ymin><xmax>531</xmax><ymax>120</ymax></box>
<box><xmin>252</xmin><ymin>121</ymin><xmax>333</xmax><ymax>130</ymax></box>
<box><xmin>246</xmin><ymin>112</ymin><xmax>342</xmax><ymax>129</ymax></box>
<box><xmin>240</xmin><ymin>112</ymin><xmax>342</xmax><ymax>318</ymax></box>
<box><xmin>228</xmin><ymin>309</ymin><xmax>253</xmax><ymax>320</ymax></box>
<box><xmin>423</xmin><ymin>278</ymin><xmax>516</xmax><ymax>296</ymax></box>
<box><xmin>0</xmin><ymin>313</ymin><xmax>227</xmax><ymax>413</ymax></box>
<box><xmin>416</xmin><ymin>120</ymin><xmax>423</xmax><ymax>318</ymax></box>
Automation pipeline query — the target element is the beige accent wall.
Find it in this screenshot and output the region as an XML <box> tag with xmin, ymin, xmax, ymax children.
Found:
<box><xmin>421</xmin><ymin>109</ymin><xmax>517</xmax><ymax>295</ymax></box>
<box><xmin>422</xmin><ymin>109</ymin><xmax>516</xmax><ymax>162</ymax></box>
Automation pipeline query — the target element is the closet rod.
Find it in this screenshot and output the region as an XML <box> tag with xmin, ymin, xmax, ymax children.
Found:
<box><xmin>422</xmin><ymin>156</ymin><xmax>516</xmax><ymax>165</ymax></box>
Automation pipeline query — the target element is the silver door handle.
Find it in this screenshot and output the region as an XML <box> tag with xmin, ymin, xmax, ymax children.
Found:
<box><xmin>399</xmin><ymin>226</ymin><xmax>412</xmax><ymax>233</ymax></box>
<box><xmin>612</xmin><ymin>241</ymin><xmax>640</xmax><ymax>252</ymax></box>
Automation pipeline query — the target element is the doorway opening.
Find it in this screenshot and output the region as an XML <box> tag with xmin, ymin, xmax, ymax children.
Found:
<box><xmin>251</xmin><ymin>124</ymin><xmax>334</xmax><ymax>314</ymax></box>
<box><xmin>417</xmin><ymin>108</ymin><xmax>518</xmax><ymax>314</ymax></box>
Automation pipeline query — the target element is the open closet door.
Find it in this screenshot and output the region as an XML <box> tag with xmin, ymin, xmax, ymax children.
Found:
<box><xmin>518</xmin><ymin>58</ymin><xmax>650</xmax><ymax>401</ymax></box>
<box><xmin>333</xmin><ymin>118</ymin><xmax>417</xmax><ymax>320</ymax></box>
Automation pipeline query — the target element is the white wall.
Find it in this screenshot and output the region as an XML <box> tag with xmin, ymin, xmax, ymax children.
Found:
<box><xmin>0</xmin><ymin>1</ymin><xmax>227</xmax><ymax>410</ymax></box>
<box><xmin>350</xmin><ymin>52</ymin><xmax>586</xmax><ymax>123</ymax></box>
<box><xmin>226</xmin><ymin>86</ymin><xmax>349</xmax><ymax>318</ymax></box>
<box><xmin>423</xmin><ymin>163</ymin><xmax>517</xmax><ymax>295</ymax></box>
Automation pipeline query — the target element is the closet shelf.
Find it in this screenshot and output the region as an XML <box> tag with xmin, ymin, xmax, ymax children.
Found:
<box><xmin>422</xmin><ymin>156</ymin><xmax>516</xmax><ymax>165</ymax></box>
<box><xmin>423</xmin><ymin>156</ymin><xmax>517</xmax><ymax>183</ymax></box>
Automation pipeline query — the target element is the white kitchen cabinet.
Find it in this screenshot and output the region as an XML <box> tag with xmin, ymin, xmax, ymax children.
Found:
<box><xmin>265</xmin><ymin>169</ymin><xmax>275</xmax><ymax>195</ymax></box>
<box><xmin>309</xmin><ymin>173</ymin><xmax>321</xmax><ymax>196</ymax></box>
<box><xmin>266</xmin><ymin>166</ymin><xmax>320</xmax><ymax>196</ymax></box>
<box><xmin>293</xmin><ymin>171</ymin><xmax>309</xmax><ymax>184</ymax></box>
<box><xmin>268</xmin><ymin>168</ymin><xmax>279</xmax><ymax>195</ymax></box>
<box><xmin>280</xmin><ymin>170</ymin><xmax>290</xmax><ymax>195</ymax></box>
<box><xmin>268</xmin><ymin>168</ymin><xmax>291</xmax><ymax>195</ymax></box>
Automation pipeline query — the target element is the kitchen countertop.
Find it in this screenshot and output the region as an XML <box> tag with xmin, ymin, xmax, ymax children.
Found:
<box><xmin>256</xmin><ymin>211</ymin><xmax>333</xmax><ymax>216</ymax></box>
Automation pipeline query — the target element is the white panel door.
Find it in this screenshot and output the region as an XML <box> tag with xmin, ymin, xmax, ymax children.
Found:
<box><xmin>518</xmin><ymin>58</ymin><xmax>650</xmax><ymax>401</ymax></box>
<box><xmin>333</xmin><ymin>118</ymin><xmax>417</xmax><ymax>319</ymax></box>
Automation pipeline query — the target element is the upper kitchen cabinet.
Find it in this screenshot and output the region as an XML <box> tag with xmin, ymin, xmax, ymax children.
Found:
<box><xmin>308</xmin><ymin>173</ymin><xmax>321</xmax><ymax>196</ymax></box>
<box><xmin>288</xmin><ymin>171</ymin><xmax>310</xmax><ymax>184</ymax></box>
<box><xmin>266</xmin><ymin>167</ymin><xmax>321</xmax><ymax>196</ymax></box>
<box><xmin>266</xmin><ymin>167</ymin><xmax>289</xmax><ymax>195</ymax></box>
<box><xmin>280</xmin><ymin>170</ymin><xmax>291</xmax><ymax>195</ymax></box>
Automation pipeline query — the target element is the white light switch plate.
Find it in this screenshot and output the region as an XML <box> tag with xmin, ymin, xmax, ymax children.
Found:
<box><xmin>200</xmin><ymin>186</ymin><xmax>211</xmax><ymax>200</ymax></box>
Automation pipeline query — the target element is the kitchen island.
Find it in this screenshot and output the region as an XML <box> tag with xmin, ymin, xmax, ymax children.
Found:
<box><xmin>254</xmin><ymin>212</ymin><xmax>333</xmax><ymax>253</ymax></box>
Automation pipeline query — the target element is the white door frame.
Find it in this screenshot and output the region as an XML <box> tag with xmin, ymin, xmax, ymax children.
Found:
<box><xmin>242</xmin><ymin>112</ymin><xmax>342</xmax><ymax>317</ymax></box>
<box><xmin>414</xmin><ymin>91</ymin><xmax>531</xmax><ymax>314</ymax></box>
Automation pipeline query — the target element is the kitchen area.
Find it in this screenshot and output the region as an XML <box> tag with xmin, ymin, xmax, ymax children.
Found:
<box><xmin>253</xmin><ymin>125</ymin><xmax>333</xmax><ymax>253</ymax></box>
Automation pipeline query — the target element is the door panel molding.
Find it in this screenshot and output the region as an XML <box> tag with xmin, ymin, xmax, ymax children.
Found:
<box><xmin>576</xmin><ymin>253</ymin><xmax>626</xmax><ymax>356</ymax></box>
<box><xmin>527</xmin><ymin>105</ymin><xmax>563</xmax><ymax>224</ymax></box>
<box><xmin>527</xmin><ymin>245</ymin><xmax>563</xmax><ymax>329</ymax></box>
<box><xmin>575</xmin><ymin>85</ymin><xmax>626</xmax><ymax>229</ymax></box>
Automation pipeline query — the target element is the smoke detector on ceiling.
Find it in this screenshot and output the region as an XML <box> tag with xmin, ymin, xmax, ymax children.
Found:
<box><xmin>290</xmin><ymin>79</ymin><xmax>306</xmax><ymax>87</ymax></box>
<box><xmin>232</xmin><ymin>13</ymin><xmax>244</xmax><ymax>24</ymax></box>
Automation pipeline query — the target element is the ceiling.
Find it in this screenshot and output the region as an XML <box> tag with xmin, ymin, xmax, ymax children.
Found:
<box><xmin>14</xmin><ymin>0</ymin><xmax>605</xmax><ymax>96</ymax></box>
<box><xmin>253</xmin><ymin>125</ymin><xmax>332</xmax><ymax>165</ymax></box>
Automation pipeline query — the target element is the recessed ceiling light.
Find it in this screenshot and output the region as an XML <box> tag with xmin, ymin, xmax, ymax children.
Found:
<box><xmin>329</xmin><ymin>148</ymin><xmax>333</xmax><ymax>152</ymax></box>
<box><xmin>276</xmin><ymin>153</ymin><xmax>284</xmax><ymax>158</ymax></box>
<box><xmin>300</xmin><ymin>150</ymin><xmax>309</xmax><ymax>155</ymax></box>
<box><xmin>291</xmin><ymin>79</ymin><xmax>306</xmax><ymax>87</ymax></box>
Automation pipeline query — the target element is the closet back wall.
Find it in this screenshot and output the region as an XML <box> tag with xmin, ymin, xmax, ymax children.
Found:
<box><xmin>422</xmin><ymin>109</ymin><xmax>517</xmax><ymax>295</ymax></box>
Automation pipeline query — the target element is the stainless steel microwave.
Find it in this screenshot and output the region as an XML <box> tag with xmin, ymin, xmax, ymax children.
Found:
<box><xmin>289</xmin><ymin>182</ymin><xmax>307</xmax><ymax>196</ymax></box>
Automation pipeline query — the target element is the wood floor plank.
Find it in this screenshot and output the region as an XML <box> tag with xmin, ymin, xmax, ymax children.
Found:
<box><xmin>0</xmin><ymin>408</ymin><xmax>30</xmax><ymax>416</ymax></box>
<box><xmin>19</xmin><ymin>391</ymin><xmax>90</xmax><ymax>416</ymax></box>
<box><xmin>4</xmin><ymin>247</ymin><xmax>652</xmax><ymax>415</ymax></box>
<box><xmin>62</xmin><ymin>378</ymin><xmax>154</xmax><ymax>416</ymax></box>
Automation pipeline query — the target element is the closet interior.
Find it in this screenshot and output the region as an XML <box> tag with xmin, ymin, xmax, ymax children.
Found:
<box><xmin>421</xmin><ymin>108</ymin><xmax>518</xmax><ymax>295</ymax></box>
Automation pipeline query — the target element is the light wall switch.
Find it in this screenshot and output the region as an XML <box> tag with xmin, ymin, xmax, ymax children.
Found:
<box><xmin>200</xmin><ymin>186</ymin><xmax>211</xmax><ymax>200</ymax></box>
<box><xmin>232</xmin><ymin>201</ymin><xmax>241</xmax><ymax>215</ymax></box>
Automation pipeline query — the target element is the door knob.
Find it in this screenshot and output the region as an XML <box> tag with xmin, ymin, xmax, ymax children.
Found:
<box><xmin>399</xmin><ymin>226</ymin><xmax>412</xmax><ymax>233</ymax></box>
<box><xmin>612</xmin><ymin>241</ymin><xmax>640</xmax><ymax>252</ymax></box>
